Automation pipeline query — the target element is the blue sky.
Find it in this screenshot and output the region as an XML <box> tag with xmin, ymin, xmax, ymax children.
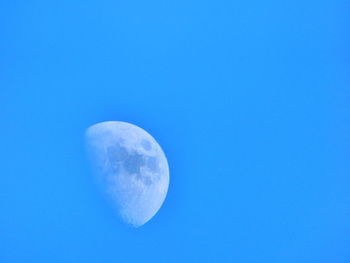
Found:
<box><xmin>1</xmin><ymin>0</ymin><xmax>349</xmax><ymax>262</ymax></box>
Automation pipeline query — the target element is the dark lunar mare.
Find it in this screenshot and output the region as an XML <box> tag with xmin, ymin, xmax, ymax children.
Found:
<box><xmin>106</xmin><ymin>144</ymin><xmax>160</xmax><ymax>186</ymax></box>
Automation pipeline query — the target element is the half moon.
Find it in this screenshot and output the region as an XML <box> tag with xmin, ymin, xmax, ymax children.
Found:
<box><xmin>85</xmin><ymin>121</ymin><xmax>169</xmax><ymax>227</ymax></box>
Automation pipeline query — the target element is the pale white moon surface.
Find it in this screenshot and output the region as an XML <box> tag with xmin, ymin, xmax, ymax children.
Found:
<box><xmin>85</xmin><ymin>121</ymin><xmax>169</xmax><ymax>227</ymax></box>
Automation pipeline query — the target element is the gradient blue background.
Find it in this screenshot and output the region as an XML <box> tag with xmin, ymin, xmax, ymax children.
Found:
<box><xmin>1</xmin><ymin>0</ymin><xmax>349</xmax><ymax>262</ymax></box>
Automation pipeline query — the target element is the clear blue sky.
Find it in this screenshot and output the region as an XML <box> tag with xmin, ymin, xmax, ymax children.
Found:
<box><xmin>1</xmin><ymin>0</ymin><xmax>349</xmax><ymax>262</ymax></box>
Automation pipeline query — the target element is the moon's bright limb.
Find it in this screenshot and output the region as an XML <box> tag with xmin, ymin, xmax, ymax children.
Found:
<box><xmin>85</xmin><ymin>121</ymin><xmax>169</xmax><ymax>227</ymax></box>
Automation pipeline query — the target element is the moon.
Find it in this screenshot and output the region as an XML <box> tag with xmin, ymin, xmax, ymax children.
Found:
<box><xmin>85</xmin><ymin>121</ymin><xmax>169</xmax><ymax>227</ymax></box>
